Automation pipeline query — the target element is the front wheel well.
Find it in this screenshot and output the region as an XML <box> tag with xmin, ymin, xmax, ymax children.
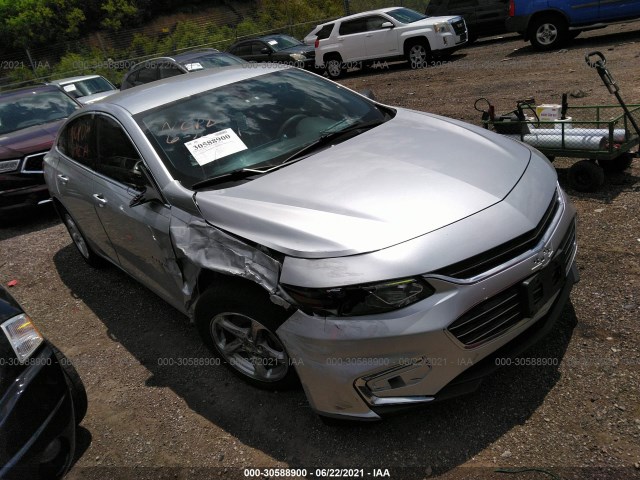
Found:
<box><xmin>403</xmin><ymin>36</ymin><xmax>430</xmax><ymax>56</ymax></box>
<box><xmin>526</xmin><ymin>11</ymin><xmax>569</xmax><ymax>39</ymax></box>
<box><xmin>194</xmin><ymin>270</ymin><xmax>280</xmax><ymax>311</ymax></box>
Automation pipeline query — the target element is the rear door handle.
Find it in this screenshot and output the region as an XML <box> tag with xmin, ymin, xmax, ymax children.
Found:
<box><xmin>93</xmin><ymin>193</ymin><xmax>108</xmax><ymax>207</ymax></box>
<box><xmin>57</xmin><ymin>174</ymin><xmax>69</xmax><ymax>184</ymax></box>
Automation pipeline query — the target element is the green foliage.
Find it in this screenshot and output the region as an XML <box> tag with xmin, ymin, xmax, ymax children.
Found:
<box><xmin>100</xmin><ymin>0</ymin><xmax>138</xmax><ymax>32</ymax></box>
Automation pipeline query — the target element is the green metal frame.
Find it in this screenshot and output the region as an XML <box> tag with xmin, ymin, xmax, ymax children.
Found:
<box><xmin>486</xmin><ymin>104</ymin><xmax>640</xmax><ymax>160</ymax></box>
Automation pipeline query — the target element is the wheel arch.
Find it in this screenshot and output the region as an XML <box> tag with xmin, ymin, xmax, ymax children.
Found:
<box><xmin>525</xmin><ymin>9</ymin><xmax>569</xmax><ymax>40</ymax></box>
<box><xmin>402</xmin><ymin>35</ymin><xmax>431</xmax><ymax>56</ymax></box>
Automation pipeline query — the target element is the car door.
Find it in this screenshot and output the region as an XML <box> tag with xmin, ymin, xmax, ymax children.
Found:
<box><xmin>54</xmin><ymin>114</ymin><xmax>119</xmax><ymax>261</ymax></box>
<box><xmin>91</xmin><ymin>114</ymin><xmax>184</xmax><ymax>309</ymax></box>
<box><xmin>250</xmin><ymin>41</ymin><xmax>273</xmax><ymax>62</ymax></box>
<box><xmin>337</xmin><ymin>18</ymin><xmax>368</xmax><ymax>61</ymax></box>
<box><xmin>447</xmin><ymin>0</ymin><xmax>478</xmax><ymax>32</ymax></box>
<box><xmin>476</xmin><ymin>0</ymin><xmax>508</xmax><ymax>35</ymax></box>
<box><xmin>363</xmin><ymin>15</ymin><xmax>399</xmax><ymax>59</ymax></box>
<box><xmin>552</xmin><ymin>0</ymin><xmax>599</xmax><ymax>24</ymax></box>
<box><xmin>598</xmin><ymin>0</ymin><xmax>640</xmax><ymax>22</ymax></box>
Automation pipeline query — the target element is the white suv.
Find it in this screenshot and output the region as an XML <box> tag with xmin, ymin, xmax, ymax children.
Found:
<box><xmin>314</xmin><ymin>7</ymin><xmax>467</xmax><ymax>78</ymax></box>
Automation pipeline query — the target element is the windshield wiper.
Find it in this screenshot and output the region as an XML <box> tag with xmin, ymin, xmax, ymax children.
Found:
<box><xmin>191</xmin><ymin>167</ymin><xmax>268</xmax><ymax>190</ymax></box>
<box><xmin>278</xmin><ymin>119</ymin><xmax>386</xmax><ymax>166</ymax></box>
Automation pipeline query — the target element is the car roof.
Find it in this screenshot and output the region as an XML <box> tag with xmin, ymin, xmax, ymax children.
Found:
<box><xmin>129</xmin><ymin>48</ymin><xmax>223</xmax><ymax>69</ymax></box>
<box><xmin>0</xmin><ymin>84</ymin><xmax>68</xmax><ymax>99</ymax></box>
<box><xmin>318</xmin><ymin>7</ymin><xmax>402</xmax><ymax>25</ymax></box>
<box><xmin>49</xmin><ymin>75</ymin><xmax>103</xmax><ymax>85</ymax></box>
<box><xmin>100</xmin><ymin>64</ymin><xmax>289</xmax><ymax>115</ymax></box>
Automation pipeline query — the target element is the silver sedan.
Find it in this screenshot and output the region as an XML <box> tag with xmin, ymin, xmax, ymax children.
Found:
<box><xmin>44</xmin><ymin>65</ymin><xmax>578</xmax><ymax>421</ymax></box>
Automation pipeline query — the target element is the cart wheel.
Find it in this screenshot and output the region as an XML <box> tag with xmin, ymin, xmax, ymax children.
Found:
<box><xmin>598</xmin><ymin>153</ymin><xmax>635</xmax><ymax>173</ymax></box>
<box><xmin>568</xmin><ymin>160</ymin><xmax>605</xmax><ymax>192</ymax></box>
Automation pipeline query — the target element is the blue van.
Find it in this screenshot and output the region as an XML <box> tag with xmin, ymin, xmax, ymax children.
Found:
<box><xmin>506</xmin><ymin>0</ymin><xmax>640</xmax><ymax>50</ymax></box>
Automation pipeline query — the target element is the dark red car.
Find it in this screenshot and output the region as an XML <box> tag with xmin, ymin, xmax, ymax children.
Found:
<box><xmin>0</xmin><ymin>85</ymin><xmax>81</xmax><ymax>219</ymax></box>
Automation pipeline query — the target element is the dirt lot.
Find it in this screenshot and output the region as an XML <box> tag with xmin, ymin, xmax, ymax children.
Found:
<box><xmin>2</xmin><ymin>24</ymin><xmax>640</xmax><ymax>480</ymax></box>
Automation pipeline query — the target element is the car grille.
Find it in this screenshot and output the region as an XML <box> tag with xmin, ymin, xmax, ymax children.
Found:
<box><xmin>435</xmin><ymin>190</ymin><xmax>560</xmax><ymax>279</ymax></box>
<box><xmin>21</xmin><ymin>151</ymin><xmax>47</xmax><ymax>173</ymax></box>
<box><xmin>451</xmin><ymin>20</ymin><xmax>466</xmax><ymax>36</ymax></box>
<box><xmin>447</xmin><ymin>219</ymin><xmax>576</xmax><ymax>349</ymax></box>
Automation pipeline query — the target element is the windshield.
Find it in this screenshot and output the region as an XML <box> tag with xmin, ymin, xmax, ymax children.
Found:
<box><xmin>61</xmin><ymin>77</ymin><xmax>115</xmax><ymax>97</ymax></box>
<box><xmin>386</xmin><ymin>8</ymin><xmax>427</xmax><ymax>23</ymax></box>
<box><xmin>0</xmin><ymin>89</ymin><xmax>79</xmax><ymax>134</ymax></box>
<box><xmin>136</xmin><ymin>68</ymin><xmax>391</xmax><ymax>189</ymax></box>
<box><xmin>183</xmin><ymin>53</ymin><xmax>246</xmax><ymax>70</ymax></box>
<box><xmin>264</xmin><ymin>35</ymin><xmax>303</xmax><ymax>51</ymax></box>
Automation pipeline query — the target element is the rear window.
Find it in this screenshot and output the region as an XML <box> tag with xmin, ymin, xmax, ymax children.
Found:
<box><xmin>316</xmin><ymin>24</ymin><xmax>334</xmax><ymax>40</ymax></box>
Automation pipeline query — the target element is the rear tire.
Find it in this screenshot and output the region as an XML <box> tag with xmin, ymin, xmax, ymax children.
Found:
<box><xmin>567</xmin><ymin>160</ymin><xmax>605</xmax><ymax>192</ymax></box>
<box><xmin>195</xmin><ymin>284</ymin><xmax>298</xmax><ymax>390</ymax></box>
<box><xmin>61</xmin><ymin>211</ymin><xmax>104</xmax><ymax>268</ymax></box>
<box><xmin>598</xmin><ymin>153</ymin><xmax>634</xmax><ymax>173</ymax></box>
<box><xmin>324</xmin><ymin>54</ymin><xmax>344</xmax><ymax>79</ymax></box>
<box><xmin>528</xmin><ymin>14</ymin><xmax>568</xmax><ymax>51</ymax></box>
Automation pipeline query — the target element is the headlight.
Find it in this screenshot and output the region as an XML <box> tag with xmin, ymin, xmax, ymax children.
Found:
<box><xmin>0</xmin><ymin>159</ymin><xmax>21</xmax><ymax>173</ymax></box>
<box><xmin>1</xmin><ymin>314</ymin><xmax>44</xmax><ymax>363</ymax></box>
<box><xmin>283</xmin><ymin>277</ymin><xmax>435</xmax><ymax>317</ymax></box>
<box><xmin>289</xmin><ymin>53</ymin><xmax>307</xmax><ymax>61</ymax></box>
<box><xmin>434</xmin><ymin>22</ymin><xmax>449</xmax><ymax>33</ymax></box>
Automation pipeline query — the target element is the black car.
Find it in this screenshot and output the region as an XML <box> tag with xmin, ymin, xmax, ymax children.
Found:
<box><xmin>120</xmin><ymin>48</ymin><xmax>247</xmax><ymax>90</ymax></box>
<box><xmin>228</xmin><ymin>34</ymin><xmax>315</xmax><ymax>69</ymax></box>
<box><xmin>426</xmin><ymin>0</ymin><xmax>509</xmax><ymax>41</ymax></box>
<box><xmin>0</xmin><ymin>85</ymin><xmax>81</xmax><ymax>220</ymax></box>
<box><xmin>0</xmin><ymin>286</ymin><xmax>87</xmax><ymax>480</ymax></box>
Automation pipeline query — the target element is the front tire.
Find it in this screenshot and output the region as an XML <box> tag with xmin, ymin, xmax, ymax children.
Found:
<box><xmin>195</xmin><ymin>285</ymin><xmax>298</xmax><ymax>390</ymax></box>
<box><xmin>529</xmin><ymin>15</ymin><xmax>568</xmax><ymax>51</ymax></box>
<box><xmin>324</xmin><ymin>54</ymin><xmax>344</xmax><ymax>79</ymax></box>
<box><xmin>406</xmin><ymin>40</ymin><xmax>430</xmax><ymax>69</ymax></box>
<box><xmin>567</xmin><ymin>160</ymin><xmax>605</xmax><ymax>192</ymax></box>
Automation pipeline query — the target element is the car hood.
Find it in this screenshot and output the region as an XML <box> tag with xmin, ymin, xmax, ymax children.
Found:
<box><xmin>195</xmin><ymin>108</ymin><xmax>532</xmax><ymax>258</ymax></box>
<box><xmin>277</xmin><ymin>44</ymin><xmax>315</xmax><ymax>56</ymax></box>
<box><xmin>0</xmin><ymin>119</ymin><xmax>63</xmax><ymax>160</ymax></box>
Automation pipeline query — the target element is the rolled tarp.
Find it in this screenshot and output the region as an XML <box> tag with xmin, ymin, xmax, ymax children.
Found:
<box><xmin>506</xmin><ymin>134</ymin><xmax>608</xmax><ymax>150</ymax></box>
<box><xmin>527</xmin><ymin>127</ymin><xmax>627</xmax><ymax>142</ymax></box>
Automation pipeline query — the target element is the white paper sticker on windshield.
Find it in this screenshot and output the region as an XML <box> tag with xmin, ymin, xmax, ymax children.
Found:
<box><xmin>267</xmin><ymin>40</ymin><xmax>278</xmax><ymax>45</ymax></box>
<box><xmin>184</xmin><ymin>62</ymin><xmax>203</xmax><ymax>71</ymax></box>
<box><xmin>184</xmin><ymin>129</ymin><xmax>247</xmax><ymax>166</ymax></box>
<box><xmin>63</xmin><ymin>84</ymin><xmax>77</xmax><ymax>92</ymax></box>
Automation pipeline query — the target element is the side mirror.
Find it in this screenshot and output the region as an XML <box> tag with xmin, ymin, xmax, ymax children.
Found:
<box><xmin>260</xmin><ymin>47</ymin><xmax>271</xmax><ymax>54</ymax></box>
<box><xmin>381</xmin><ymin>22</ymin><xmax>394</xmax><ymax>29</ymax></box>
<box><xmin>129</xmin><ymin>162</ymin><xmax>164</xmax><ymax>208</ymax></box>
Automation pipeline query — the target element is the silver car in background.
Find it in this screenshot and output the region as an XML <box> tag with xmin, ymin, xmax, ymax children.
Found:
<box><xmin>44</xmin><ymin>66</ymin><xmax>578</xmax><ymax>421</ymax></box>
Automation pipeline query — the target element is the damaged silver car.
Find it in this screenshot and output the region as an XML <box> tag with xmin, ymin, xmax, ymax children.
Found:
<box><xmin>44</xmin><ymin>66</ymin><xmax>578</xmax><ymax>421</ymax></box>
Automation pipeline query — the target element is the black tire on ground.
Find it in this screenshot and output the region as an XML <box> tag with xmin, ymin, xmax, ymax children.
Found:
<box><xmin>194</xmin><ymin>283</ymin><xmax>298</xmax><ymax>390</ymax></box>
<box><xmin>324</xmin><ymin>54</ymin><xmax>344</xmax><ymax>79</ymax></box>
<box><xmin>598</xmin><ymin>153</ymin><xmax>635</xmax><ymax>173</ymax></box>
<box><xmin>405</xmin><ymin>39</ymin><xmax>431</xmax><ymax>69</ymax></box>
<box><xmin>61</xmin><ymin>211</ymin><xmax>105</xmax><ymax>268</ymax></box>
<box><xmin>51</xmin><ymin>344</ymin><xmax>88</xmax><ymax>424</ymax></box>
<box><xmin>528</xmin><ymin>14</ymin><xmax>568</xmax><ymax>51</ymax></box>
<box><xmin>567</xmin><ymin>160</ymin><xmax>605</xmax><ymax>192</ymax></box>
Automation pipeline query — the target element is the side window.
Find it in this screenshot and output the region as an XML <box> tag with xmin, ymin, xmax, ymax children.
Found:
<box><xmin>58</xmin><ymin>114</ymin><xmax>95</xmax><ymax>168</ymax></box>
<box><xmin>339</xmin><ymin>19</ymin><xmax>367</xmax><ymax>35</ymax></box>
<box><xmin>316</xmin><ymin>23</ymin><xmax>334</xmax><ymax>40</ymax></box>
<box><xmin>232</xmin><ymin>43</ymin><xmax>252</xmax><ymax>56</ymax></box>
<box><xmin>95</xmin><ymin>115</ymin><xmax>145</xmax><ymax>188</ymax></box>
<box><xmin>159</xmin><ymin>64</ymin><xmax>183</xmax><ymax>79</ymax></box>
<box><xmin>365</xmin><ymin>16</ymin><xmax>389</xmax><ymax>31</ymax></box>
<box><xmin>136</xmin><ymin>65</ymin><xmax>158</xmax><ymax>85</ymax></box>
<box><xmin>251</xmin><ymin>42</ymin><xmax>268</xmax><ymax>54</ymax></box>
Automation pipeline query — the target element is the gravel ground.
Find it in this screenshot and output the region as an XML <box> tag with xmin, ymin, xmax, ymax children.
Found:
<box><xmin>1</xmin><ymin>23</ymin><xmax>640</xmax><ymax>480</ymax></box>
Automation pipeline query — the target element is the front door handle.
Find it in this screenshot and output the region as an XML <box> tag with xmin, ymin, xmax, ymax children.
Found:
<box><xmin>57</xmin><ymin>174</ymin><xmax>69</xmax><ymax>184</ymax></box>
<box><xmin>93</xmin><ymin>193</ymin><xmax>108</xmax><ymax>207</ymax></box>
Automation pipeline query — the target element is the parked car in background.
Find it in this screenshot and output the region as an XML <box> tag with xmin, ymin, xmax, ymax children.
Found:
<box><xmin>48</xmin><ymin>75</ymin><xmax>119</xmax><ymax>104</ymax></box>
<box><xmin>314</xmin><ymin>7</ymin><xmax>468</xmax><ymax>78</ymax></box>
<box><xmin>0</xmin><ymin>85</ymin><xmax>81</xmax><ymax>219</ymax></box>
<box><xmin>506</xmin><ymin>0</ymin><xmax>640</xmax><ymax>50</ymax></box>
<box><xmin>426</xmin><ymin>0</ymin><xmax>509</xmax><ymax>42</ymax></box>
<box><xmin>0</xmin><ymin>286</ymin><xmax>87</xmax><ymax>480</ymax></box>
<box><xmin>45</xmin><ymin>65</ymin><xmax>577</xmax><ymax>422</ymax></box>
<box><xmin>228</xmin><ymin>34</ymin><xmax>315</xmax><ymax>69</ymax></box>
<box><xmin>120</xmin><ymin>48</ymin><xmax>246</xmax><ymax>90</ymax></box>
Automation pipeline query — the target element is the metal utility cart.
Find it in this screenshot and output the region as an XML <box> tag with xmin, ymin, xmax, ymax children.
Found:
<box><xmin>479</xmin><ymin>52</ymin><xmax>640</xmax><ymax>192</ymax></box>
